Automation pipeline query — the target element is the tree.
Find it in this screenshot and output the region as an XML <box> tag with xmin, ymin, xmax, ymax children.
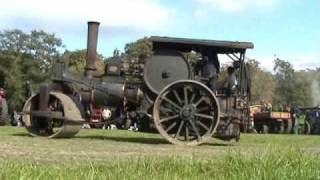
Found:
<box><xmin>247</xmin><ymin>59</ymin><xmax>275</xmax><ymax>104</ymax></box>
<box><xmin>0</xmin><ymin>29</ymin><xmax>62</xmax><ymax>112</ymax></box>
<box><xmin>0</xmin><ymin>29</ymin><xmax>65</xmax><ymax>71</ymax></box>
<box><xmin>61</xmin><ymin>49</ymin><xmax>105</xmax><ymax>74</ymax></box>
<box><xmin>0</xmin><ymin>29</ymin><xmax>29</xmax><ymax>53</ymax></box>
<box><xmin>29</xmin><ymin>30</ymin><xmax>64</xmax><ymax>71</ymax></box>
<box><xmin>273</xmin><ymin>58</ymin><xmax>310</xmax><ymax>107</ymax></box>
<box><xmin>124</xmin><ymin>37</ymin><xmax>152</xmax><ymax>63</ymax></box>
<box><xmin>273</xmin><ymin>58</ymin><xmax>294</xmax><ymax>105</ymax></box>
<box><xmin>0</xmin><ymin>52</ymin><xmax>48</xmax><ymax>111</ymax></box>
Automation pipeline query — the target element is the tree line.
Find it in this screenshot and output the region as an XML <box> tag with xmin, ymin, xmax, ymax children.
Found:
<box><xmin>0</xmin><ymin>29</ymin><xmax>319</xmax><ymax>113</ymax></box>
<box><xmin>0</xmin><ymin>29</ymin><xmax>103</xmax><ymax>112</ymax></box>
<box><xmin>248</xmin><ymin>58</ymin><xmax>320</xmax><ymax>109</ymax></box>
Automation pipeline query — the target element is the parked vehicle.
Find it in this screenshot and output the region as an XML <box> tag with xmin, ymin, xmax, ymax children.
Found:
<box><xmin>254</xmin><ymin>111</ymin><xmax>292</xmax><ymax>134</ymax></box>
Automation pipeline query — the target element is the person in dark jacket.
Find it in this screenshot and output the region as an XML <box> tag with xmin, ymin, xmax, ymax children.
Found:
<box><xmin>201</xmin><ymin>51</ymin><xmax>220</xmax><ymax>90</ymax></box>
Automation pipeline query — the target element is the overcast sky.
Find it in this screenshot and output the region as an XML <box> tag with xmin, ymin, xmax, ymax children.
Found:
<box><xmin>0</xmin><ymin>0</ymin><xmax>319</xmax><ymax>71</ymax></box>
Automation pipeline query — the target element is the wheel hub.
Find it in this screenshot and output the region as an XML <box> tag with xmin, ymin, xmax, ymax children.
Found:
<box><xmin>180</xmin><ymin>105</ymin><xmax>195</xmax><ymax>119</ymax></box>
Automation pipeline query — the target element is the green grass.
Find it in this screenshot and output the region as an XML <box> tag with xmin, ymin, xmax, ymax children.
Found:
<box><xmin>1</xmin><ymin>126</ymin><xmax>320</xmax><ymax>179</ymax></box>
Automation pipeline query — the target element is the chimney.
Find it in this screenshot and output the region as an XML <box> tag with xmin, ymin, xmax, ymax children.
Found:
<box><xmin>85</xmin><ymin>21</ymin><xmax>100</xmax><ymax>78</ymax></box>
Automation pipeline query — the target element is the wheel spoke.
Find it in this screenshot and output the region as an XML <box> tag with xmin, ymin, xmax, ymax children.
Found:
<box><xmin>160</xmin><ymin>106</ymin><xmax>174</xmax><ymax>114</ymax></box>
<box><xmin>189</xmin><ymin>93</ymin><xmax>196</xmax><ymax>104</ymax></box>
<box><xmin>159</xmin><ymin>114</ymin><xmax>179</xmax><ymax>123</ymax></box>
<box><xmin>189</xmin><ymin>120</ymin><xmax>201</xmax><ymax>140</ymax></box>
<box><xmin>174</xmin><ymin>121</ymin><xmax>185</xmax><ymax>139</ymax></box>
<box><xmin>173</xmin><ymin>90</ymin><xmax>182</xmax><ymax>105</ymax></box>
<box><xmin>184</xmin><ymin>87</ymin><xmax>188</xmax><ymax>105</ymax></box>
<box><xmin>196</xmin><ymin>120</ymin><xmax>210</xmax><ymax>131</ymax></box>
<box><xmin>196</xmin><ymin>107</ymin><xmax>209</xmax><ymax>113</ymax></box>
<box><xmin>195</xmin><ymin>113</ymin><xmax>213</xmax><ymax>120</ymax></box>
<box><xmin>162</xmin><ymin>97</ymin><xmax>181</xmax><ymax>110</ymax></box>
<box><xmin>194</xmin><ymin>97</ymin><xmax>206</xmax><ymax>107</ymax></box>
<box><xmin>166</xmin><ymin>121</ymin><xmax>177</xmax><ymax>133</ymax></box>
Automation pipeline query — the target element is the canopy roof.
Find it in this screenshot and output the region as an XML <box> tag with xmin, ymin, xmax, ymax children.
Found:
<box><xmin>150</xmin><ymin>36</ymin><xmax>254</xmax><ymax>54</ymax></box>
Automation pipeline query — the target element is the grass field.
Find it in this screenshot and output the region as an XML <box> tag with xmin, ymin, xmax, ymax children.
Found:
<box><xmin>1</xmin><ymin>126</ymin><xmax>320</xmax><ymax>179</ymax></box>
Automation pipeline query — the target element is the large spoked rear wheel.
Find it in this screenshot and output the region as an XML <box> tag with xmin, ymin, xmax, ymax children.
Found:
<box><xmin>22</xmin><ymin>89</ymin><xmax>84</xmax><ymax>138</ymax></box>
<box><xmin>153</xmin><ymin>80</ymin><xmax>220</xmax><ymax>146</ymax></box>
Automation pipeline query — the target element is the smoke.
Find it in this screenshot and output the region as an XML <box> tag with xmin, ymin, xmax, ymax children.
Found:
<box><xmin>311</xmin><ymin>79</ymin><xmax>320</xmax><ymax>106</ymax></box>
<box><xmin>292</xmin><ymin>69</ymin><xmax>320</xmax><ymax>107</ymax></box>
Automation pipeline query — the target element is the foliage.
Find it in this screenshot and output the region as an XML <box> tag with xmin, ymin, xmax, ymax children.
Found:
<box><xmin>0</xmin><ymin>52</ymin><xmax>48</xmax><ymax>111</ymax></box>
<box><xmin>272</xmin><ymin>58</ymin><xmax>320</xmax><ymax>107</ymax></box>
<box><xmin>0</xmin><ymin>29</ymin><xmax>64</xmax><ymax>71</ymax></box>
<box><xmin>61</xmin><ymin>49</ymin><xmax>105</xmax><ymax>74</ymax></box>
<box><xmin>0</xmin><ymin>29</ymin><xmax>29</xmax><ymax>53</ymax></box>
<box><xmin>124</xmin><ymin>37</ymin><xmax>152</xmax><ymax>62</ymax></box>
<box><xmin>0</xmin><ymin>29</ymin><xmax>61</xmax><ymax>112</ymax></box>
<box><xmin>273</xmin><ymin>58</ymin><xmax>296</xmax><ymax>106</ymax></box>
<box><xmin>183</xmin><ymin>51</ymin><xmax>202</xmax><ymax>65</ymax></box>
<box><xmin>29</xmin><ymin>30</ymin><xmax>64</xmax><ymax>71</ymax></box>
<box><xmin>246</xmin><ymin>58</ymin><xmax>319</xmax><ymax>107</ymax></box>
<box><xmin>247</xmin><ymin>59</ymin><xmax>275</xmax><ymax>104</ymax></box>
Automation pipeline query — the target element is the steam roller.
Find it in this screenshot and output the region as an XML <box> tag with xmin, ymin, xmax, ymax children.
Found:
<box><xmin>22</xmin><ymin>86</ymin><xmax>84</xmax><ymax>138</ymax></box>
<box><xmin>21</xmin><ymin>20</ymin><xmax>254</xmax><ymax>145</ymax></box>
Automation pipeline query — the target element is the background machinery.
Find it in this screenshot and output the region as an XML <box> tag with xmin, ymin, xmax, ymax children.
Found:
<box><xmin>292</xmin><ymin>106</ymin><xmax>320</xmax><ymax>135</ymax></box>
<box><xmin>254</xmin><ymin>110</ymin><xmax>292</xmax><ymax>134</ymax></box>
<box><xmin>304</xmin><ymin>106</ymin><xmax>320</xmax><ymax>134</ymax></box>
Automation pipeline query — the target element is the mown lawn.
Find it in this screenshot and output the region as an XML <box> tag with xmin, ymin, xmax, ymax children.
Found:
<box><xmin>1</xmin><ymin>126</ymin><xmax>320</xmax><ymax>179</ymax></box>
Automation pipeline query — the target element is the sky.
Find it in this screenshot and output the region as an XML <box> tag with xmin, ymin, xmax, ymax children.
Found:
<box><xmin>0</xmin><ymin>0</ymin><xmax>319</xmax><ymax>71</ymax></box>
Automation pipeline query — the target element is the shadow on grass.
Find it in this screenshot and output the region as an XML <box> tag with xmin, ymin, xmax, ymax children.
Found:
<box><xmin>9</xmin><ymin>131</ymin><xmax>234</xmax><ymax>146</ymax></box>
<box><xmin>76</xmin><ymin>135</ymin><xmax>170</xmax><ymax>145</ymax></box>
<box><xmin>11</xmin><ymin>132</ymin><xmax>30</xmax><ymax>137</ymax></box>
<box><xmin>206</xmin><ymin>142</ymin><xmax>234</xmax><ymax>146</ymax></box>
<box><xmin>76</xmin><ymin>135</ymin><xmax>234</xmax><ymax>146</ymax></box>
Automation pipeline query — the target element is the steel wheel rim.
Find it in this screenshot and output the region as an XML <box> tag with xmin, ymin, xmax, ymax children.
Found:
<box><xmin>22</xmin><ymin>92</ymin><xmax>83</xmax><ymax>138</ymax></box>
<box><xmin>153</xmin><ymin>80</ymin><xmax>220</xmax><ymax>146</ymax></box>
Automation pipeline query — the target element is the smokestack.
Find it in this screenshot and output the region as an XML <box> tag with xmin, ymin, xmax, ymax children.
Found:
<box><xmin>85</xmin><ymin>21</ymin><xmax>100</xmax><ymax>78</ymax></box>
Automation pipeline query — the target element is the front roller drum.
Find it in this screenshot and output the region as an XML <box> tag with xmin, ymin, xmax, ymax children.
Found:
<box><xmin>22</xmin><ymin>91</ymin><xmax>84</xmax><ymax>138</ymax></box>
<box><xmin>153</xmin><ymin>80</ymin><xmax>220</xmax><ymax>146</ymax></box>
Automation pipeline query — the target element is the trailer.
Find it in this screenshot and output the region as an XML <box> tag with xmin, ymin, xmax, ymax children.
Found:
<box><xmin>254</xmin><ymin>111</ymin><xmax>292</xmax><ymax>134</ymax></box>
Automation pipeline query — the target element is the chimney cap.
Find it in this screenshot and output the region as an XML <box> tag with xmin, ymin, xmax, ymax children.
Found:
<box><xmin>87</xmin><ymin>21</ymin><xmax>100</xmax><ymax>25</ymax></box>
